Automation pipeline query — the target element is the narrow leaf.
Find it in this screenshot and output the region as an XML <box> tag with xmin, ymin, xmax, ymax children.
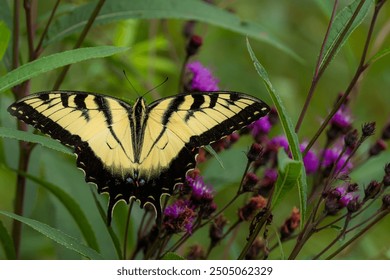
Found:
<box><xmin>204</xmin><ymin>145</ymin><xmax>224</xmax><ymax>169</ymax></box>
<box><xmin>0</xmin><ymin>46</ymin><xmax>129</xmax><ymax>93</ymax></box>
<box><xmin>368</xmin><ymin>47</ymin><xmax>390</xmax><ymax>64</ymax></box>
<box><xmin>21</xmin><ymin>172</ymin><xmax>100</xmax><ymax>252</ymax></box>
<box><xmin>0</xmin><ymin>219</ymin><xmax>16</xmax><ymax>259</ymax></box>
<box><xmin>246</xmin><ymin>38</ymin><xmax>307</xmax><ymax>224</ymax></box>
<box><xmin>0</xmin><ymin>127</ymin><xmax>72</xmax><ymax>155</ymax></box>
<box><xmin>320</xmin><ymin>0</ymin><xmax>374</xmax><ymax>69</ymax></box>
<box><xmin>0</xmin><ymin>210</ymin><xmax>103</xmax><ymax>259</ymax></box>
<box><xmin>45</xmin><ymin>0</ymin><xmax>300</xmax><ymax>61</ymax></box>
<box><xmin>272</xmin><ymin>149</ymin><xmax>303</xmax><ymax>209</ymax></box>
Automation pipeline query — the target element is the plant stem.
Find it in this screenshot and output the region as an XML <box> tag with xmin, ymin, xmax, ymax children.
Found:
<box><xmin>295</xmin><ymin>0</ymin><xmax>339</xmax><ymax>133</ymax></box>
<box><xmin>325</xmin><ymin>209</ymin><xmax>389</xmax><ymax>259</ymax></box>
<box><xmin>52</xmin><ymin>0</ymin><xmax>106</xmax><ymax>90</ymax></box>
<box><xmin>34</xmin><ymin>0</ymin><xmax>61</xmax><ymax>58</ymax></box>
<box><xmin>237</xmin><ymin>208</ymin><xmax>272</xmax><ymax>259</ymax></box>
<box><xmin>313</xmin><ymin>213</ymin><xmax>351</xmax><ymax>259</ymax></box>
<box><xmin>303</xmin><ymin>0</ymin><xmax>369</xmax><ymax>156</ymax></box>
<box><xmin>24</xmin><ymin>0</ymin><xmax>35</xmax><ymax>60</ymax></box>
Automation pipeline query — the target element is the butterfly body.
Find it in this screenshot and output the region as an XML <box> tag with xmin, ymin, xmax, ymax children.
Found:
<box><xmin>8</xmin><ymin>90</ymin><xmax>270</xmax><ymax>224</ymax></box>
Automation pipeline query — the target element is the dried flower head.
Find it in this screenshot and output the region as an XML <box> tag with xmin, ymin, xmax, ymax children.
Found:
<box><xmin>280</xmin><ymin>207</ymin><xmax>301</xmax><ymax>240</ymax></box>
<box><xmin>238</xmin><ymin>195</ymin><xmax>267</xmax><ymax>221</ymax></box>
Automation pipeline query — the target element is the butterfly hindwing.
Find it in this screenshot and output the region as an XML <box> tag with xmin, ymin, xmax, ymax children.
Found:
<box><xmin>8</xmin><ymin>90</ymin><xmax>270</xmax><ymax>225</ymax></box>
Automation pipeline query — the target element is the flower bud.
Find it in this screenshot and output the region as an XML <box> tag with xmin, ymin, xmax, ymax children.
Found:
<box><xmin>344</xmin><ymin>129</ymin><xmax>359</xmax><ymax>149</ymax></box>
<box><xmin>364</xmin><ymin>180</ymin><xmax>382</xmax><ymax>200</ymax></box>
<box><xmin>362</xmin><ymin>122</ymin><xmax>376</xmax><ymax>138</ymax></box>
<box><xmin>381</xmin><ymin>194</ymin><xmax>390</xmax><ymax>210</ymax></box>
<box><xmin>186</xmin><ymin>35</ymin><xmax>203</xmax><ymax>57</ymax></box>
<box><xmin>369</xmin><ymin>139</ymin><xmax>387</xmax><ymax>157</ymax></box>
<box><xmin>381</xmin><ymin>123</ymin><xmax>390</xmax><ymax>140</ymax></box>
<box><xmin>247</xmin><ymin>143</ymin><xmax>263</xmax><ymax>162</ymax></box>
<box><xmin>242</xmin><ymin>172</ymin><xmax>259</xmax><ymax>192</ymax></box>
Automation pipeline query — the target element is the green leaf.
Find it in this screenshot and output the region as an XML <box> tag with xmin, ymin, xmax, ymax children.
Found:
<box><xmin>161</xmin><ymin>252</ymin><xmax>184</xmax><ymax>260</ymax></box>
<box><xmin>0</xmin><ymin>127</ymin><xmax>72</xmax><ymax>155</ymax></box>
<box><xmin>320</xmin><ymin>0</ymin><xmax>374</xmax><ymax>69</ymax></box>
<box><xmin>0</xmin><ymin>219</ymin><xmax>16</xmax><ymax>259</ymax></box>
<box><xmin>0</xmin><ymin>21</ymin><xmax>11</xmax><ymax>61</ymax></box>
<box><xmin>20</xmin><ymin>172</ymin><xmax>100</xmax><ymax>252</ymax></box>
<box><xmin>204</xmin><ymin>145</ymin><xmax>224</xmax><ymax>169</ymax></box>
<box><xmin>246</xmin><ymin>38</ymin><xmax>307</xmax><ymax>224</ymax></box>
<box><xmin>272</xmin><ymin>149</ymin><xmax>303</xmax><ymax>209</ymax></box>
<box><xmin>45</xmin><ymin>0</ymin><xmax>300</xmax><ymax>61</ymax></box>
<box><xmin>0</xmin><ymin>46</ymin><xmax>129</xmax><ymax>93</ymax></box>
<box><xmin>368</xmin><ymin>46</ymin><xmax>390</xmax><ymax>64</ymax></box>
<box><xmin>0</xmin><ymin>210</ymin><xmax>103</xmax><ymax>259</ymax></box>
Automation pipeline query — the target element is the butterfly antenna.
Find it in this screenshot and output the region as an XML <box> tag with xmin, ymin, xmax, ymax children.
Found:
<box><xmin>123</xmin><ymin>70</ymin><xmax>140</xmax><ymax>97</ymax></box>
<box><xmin>142</xmin><ymin>77</ymin><xmax>169</xmax><ymax>98</ymax></box>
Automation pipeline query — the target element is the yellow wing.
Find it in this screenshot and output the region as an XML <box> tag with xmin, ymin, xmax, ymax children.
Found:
<box><xmin>137</xmin><ymin>91</ymin><xmax>270</xmax><ymax>197</ymax></box>
<box><xmin>8</xmin><ymin>91</ymin><xmax>138</xmax><ymax>224</ymax></box>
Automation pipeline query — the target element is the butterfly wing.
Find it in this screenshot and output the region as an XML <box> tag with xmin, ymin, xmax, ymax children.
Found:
<box><xmin>8</xmin><ymin>91</ymin><xmax>138</xmax><ymax>224</ymax></box>
<box><xmin>137</xmin><ymin>91</ymin><xmax>270</xmax><ymax>209</ymax></box>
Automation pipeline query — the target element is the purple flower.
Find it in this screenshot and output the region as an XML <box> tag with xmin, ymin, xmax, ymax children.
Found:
<box><xmin>249</xmin><ymin>115</ymin><xmax>272</xmax><ymax>137</ymax></box>
<box><xmin>331</xmin><ymin>106</ymin><xmax>353</xmax><ymax>129</ymax></box>
<box><xmin>186</xmin><ymin>61</ymin><xmax>219</xmax><ymax>91</ymax></box>
<box><xmin>323</xmin><ymin>147</ymin><xmax>353</xmax><ymax>173</ymax></box>
<box><xmin>300</xmin><ymin>143</ymin><xmax>319</xmax><ymax>174</ymax></box>
<box><xmin>270</xmin><ymin>135</ymin><xmax>289</xmax><ymax>151</ymax></box>
<box><xmin>186</xmin><ymin>175</ymin><xmax>214</xmax><ymax>202</ymax></box>
<box><xmin>264</xmin><ymin>168</ymin><xmax>278</xmax><ymax>181</ymax></box>
<box><xmin>164</xmin><ymin>200</ymin><xmax>195</xmax><ymax>234</ymax></box>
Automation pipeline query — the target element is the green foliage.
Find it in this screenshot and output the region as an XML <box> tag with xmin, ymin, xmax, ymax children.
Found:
<box><xmin>0</xmin><ymin>21</ymin><xmax>10</xmax><ymax>61</ymax></box>
<box><xmin>0</xmin><ymin>211</ymin><xmax>103</xmax><ymax>260</ymax></box>
<box><xmin>247</xmin><ymin>39</ymin><xmax>307</xmax><ymax>223</ymax></box>
<box><xmin>0</xmin><ymin>46</ymin><xmax>128</xmax><ymax>93</ymax></box>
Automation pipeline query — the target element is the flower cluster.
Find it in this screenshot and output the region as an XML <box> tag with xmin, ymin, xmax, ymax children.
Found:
<box><xmin>163</xmin><ymin>172</ymin><xmax>216</xmax><ymax>234</ymax></box>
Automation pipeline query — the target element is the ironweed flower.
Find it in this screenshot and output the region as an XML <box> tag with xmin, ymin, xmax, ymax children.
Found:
<box><xmin>259</xmin><ymin>168</ymin><xmax>278</xmax><ymax>194</ymax></box>
<box><xmin>322</xmin><ymin>147</ymin><xmax>353</xmax><ymax>174</ymax></box>
<box><xmin>164</xmin><ymin>200</ymin><xmax>195</xmax><ymax>234</ymax></box>
<box><xmin>186</xmin><ymin>61</ymin><xmax>219</xmax><ymax>91</ymax></box>
<box><xmin>280</xmin><ymin>207</ymin><xmax>300</xmax><ymax>240</ymax></box>
<box><xmin>209</xmin><ymin>215</ymin><xmax>228</xmax><ymax>246</ymax></box>
<box><xmin>325</xmin><ymin>184</ymin><xmax>360</xmax><ymax>215</ymax></box>
<box><xmin>249</xmin><ymin>115</ymin><xmax>272</xmax><ymax>138</ymax></box>
<box><xmin>186</xmin><ymin>174</ymin><xmax>216</xmax><ymax>218</ymax></box>
<box><xmin>186</xmin><ymin>245</ymin><xmax>206</xmax><ymax>260</ymax></box>
<box><xmin>327</xmin><ymin>106</ymin><xmax>353</xmax><ymax>141</ymax></box>
<box><xmin>238</xmin><ymin>195</ymin><xmax>267</xmax><ymax>221</ymax></box>
<box><xmin>187</xmin><ymin>175</ymin><xmax>214</xmax><ymax>203</ymax></box>
<box><xmin>300</xmin><ymin>143</ymin><xmax>319</xmax><ymax>174</ymax></box>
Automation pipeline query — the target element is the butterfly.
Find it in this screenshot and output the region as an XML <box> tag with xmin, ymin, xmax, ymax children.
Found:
<box><xmin>8</xmin><ymin>90</ymin><xmax>270</xmax><ymax>225</ymax></box>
